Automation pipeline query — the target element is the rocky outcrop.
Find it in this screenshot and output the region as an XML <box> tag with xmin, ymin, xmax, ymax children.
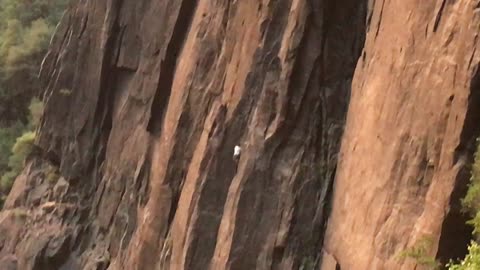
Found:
<box><xmin>0</xmin><ymin>0</ymin><xmax>366</xmax><ymax>269</ymax></box>
<box><xmin>1</xmin><ymin>0</ymin><xmax>480</xmax><ymax>269</ymax></box>
<box><xmin>323</xmin><ymin>1</ymin><xmax>480</xmax><ymax>269</ymax></box>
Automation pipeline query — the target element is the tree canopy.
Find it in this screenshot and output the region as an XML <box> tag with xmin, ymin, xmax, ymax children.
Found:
<box><xmin>0</xmin><ymin>0</ymin><xmax>69</xmax><ymax>205</ymax></box>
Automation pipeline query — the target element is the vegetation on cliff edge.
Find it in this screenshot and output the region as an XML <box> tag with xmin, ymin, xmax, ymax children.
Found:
<box><xmin>0</xmin><ymin>0</ymin><xmax>68</xmax><ymax>206</ymax></box>
<box><xmin>448</xmin><ymin>140</ymin><xmax>480</xmax><ymax>269</ymax></box>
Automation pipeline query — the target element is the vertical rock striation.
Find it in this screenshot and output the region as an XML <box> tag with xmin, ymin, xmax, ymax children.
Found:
<box><xmin>0</xmin><ymin>0</ymin><xmax>366</xmax><ymax>269</ymax></box>
<box><xmin>2</xmin><ymin>0</ymin><xmax>480</xmax><ymax>270</ymax></box>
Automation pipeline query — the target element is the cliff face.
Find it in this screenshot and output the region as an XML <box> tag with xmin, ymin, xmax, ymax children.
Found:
<box><xmin>0</xmin><ymin>0</ymin><xmax>479</xmax><ymax>270</ymax></box>
<box><xmin>323</xmin><ymin>1</ymin><xmax>480</xmax><ymax>269</ymax></box>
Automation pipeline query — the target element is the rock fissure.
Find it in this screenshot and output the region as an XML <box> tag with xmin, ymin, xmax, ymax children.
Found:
<box><xmin>147</xmin><ymin>0</ymin><xmax>199</xmax><ymax>134</ymax></box>
<box><xmin>437</xmin><ymin>64</ymin><xmax>480</xmax><ymax>265</ymax></box>
<box><xmin>2</xmin><ymin>1</ymin><xmax>480</xmax><ymax>270</ymax></box>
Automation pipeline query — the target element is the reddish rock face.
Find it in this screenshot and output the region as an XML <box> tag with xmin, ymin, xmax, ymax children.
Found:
<box><xmin>323</xmin><ymin>1</ymin><xmax>480</xmax><ymax>269</ymax></box>
<box><xmin>1</xmin><ymin>0</ymin><xmax>479</xmax><ymax>270</ymax></box>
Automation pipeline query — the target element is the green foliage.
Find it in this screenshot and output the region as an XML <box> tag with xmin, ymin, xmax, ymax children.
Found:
<box><xmin>0</xmin><ymin>19</ymin><xmax>22</xmax><ymax>64</ymax></box>
<box><xmin>0</xmin><ymin>0</ymin><xmax>66</xmax><ymax>207</ymax></box>
<box><xmin>0</xmin><ymin>100</ymin><xmax>42</xmax><ymax>192</ymax></box>
<box><xmin>447</xmin><ymin>242</ymin><xmax>480</xmax><ymax>270</ymax></box>
<box><xmin>397</xmin><ymin>236</ymin><xmax>440</xmax><ymax>270</ymax></box>
<box><xmin>8</xmin><ymin>131</ymin><xmax>35</xmax><ymax>172</ymax></box>
<box><xmin>28</xmin><ymin>97</ymin><xmax>44</xmax><ymax>128</ymax></box>
<box><xmin>450</xmin><ymin>140</ymin><xmax>480</xmax><ymax>269</ymax></box>
<box><xmin>467</xmin><ymin>211</ymin><xmax>480</xmax><ymax>236</ymax></box>
<box><xmin>0</xmin><ymin>121</ymin><xmax>24</xmax><ymax>172</ymax></box>
<box><xmin>0</xmin><ymin>131</ymin><xmax>35</xmax><ymax>197</ymax></box>
<box><xmin>0</xmin><ymin>170</ymin><xmax>16</xmax><ymax>192</ymax></box>
<box><xmin>0</xmin><ymin>0</ymin><xmax>68</xmax><ymax>27</ymax></box>
<box><xmin>2</xmin><ymin>18</ymin><xmax>53</xmax><ymax>77</ymax></box>
<box><xmin>0</xmin><ymin>0</ymin><xmax>68</xmax><ymax>123</ymax></box>
<box><xmin>0</xmin><ymin>123</ymin><xmax>24</xmax><ymax>206</ymax></box>
<box><xmin>462</xmin><ymin>139</ymin><xmax>480</xmax><ymax>215</ymax></box>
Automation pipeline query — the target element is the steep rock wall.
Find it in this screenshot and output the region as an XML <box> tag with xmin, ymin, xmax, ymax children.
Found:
<box><xmin>2</xmin><ymin>0</ymin><xmax>479</xmax><ymax>270</ymax></box>
<box><xmin>323</xmin><ymin>0</ymin><xmax>480</xmax><ymax>269</ymax></box>
<box><xmin>0</xmin><ymin>0</ymin><xmax>366</xmax><ymax>269</ymax></box>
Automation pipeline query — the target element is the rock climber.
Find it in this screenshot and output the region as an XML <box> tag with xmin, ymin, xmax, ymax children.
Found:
<box><xmin>233</xmin><ymin>145</ymin><xmax>241</xmax><ymax>163</ymax></box>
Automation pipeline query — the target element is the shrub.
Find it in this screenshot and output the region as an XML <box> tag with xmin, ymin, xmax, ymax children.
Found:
<box><xmin>0</xmin><ymin>170</ymin><xmax>16</xmax><ymax>192</ymax></box>
<box><xmin>447</xmin><ymin>242</ymin><xmax>480</xmax><ymax>270</ymax></box>
<box><xmin>0</xmin><ymin>0</ymin><xmax>68</xmax><ymax>123</ymax></box>
<box><xmin>0</xmin><ymin>100</ymin><xmax>41</xmax><ymax>194</ymax></box>
<box><xmin>397</xmin><ymin>236</ymin><xmax>440</xmax><ymax>270</ymax></box>
<box><xmin>0</xmin><ymin>121</ymin><xmax>24</xmax><ymax>172</ymax></box>
<box><xmin>3</xmin><ymin>18</ymin><xmax>53</xmax><ymax>77</ymax></box>
<box><xmin>0</xmin><ymin>0</ymin><xmax>67</xmax><ymax>204</ymax></box>
<box><xmin>0</xmin><ymin>131</ymin><xmax>35</xmax><ymax>196</ymax></box>
<box><xmin>462</xmin><ymin>139</ymin><xmax>480</xmax><ymax>217</ymax></box>
<box><xmin>8</xmin><ymin>131</ymin><xmax>35</xmax><ymax>172</ymax></box>
<box><xmin>28</xmin><ymin>97</ymin><xmax>43</xmax><ymax>128</ymax></box>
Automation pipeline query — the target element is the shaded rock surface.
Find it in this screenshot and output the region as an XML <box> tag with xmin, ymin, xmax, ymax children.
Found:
<box><xmin>0</xmin><ymin>0</ymin><xmax>479</xmax><ymax>270</ymax></box>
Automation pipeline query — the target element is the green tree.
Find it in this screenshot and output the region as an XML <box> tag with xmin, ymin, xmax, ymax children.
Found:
<box><xmin>0</xmin><ymin>122</ymin><xmax>24</xmax><ymax>172</ymax></box>
<box><xmin>448</xmin><ymin>242</ymin><xmax>480</xmax><ymax>270</ymax></box>
<box><xmin>0</xmin><ymin>0</ymin><xmax>67</xmax><ymax>124</ymax></box>
<box><xmin>0</xmin><ymin>0</ymin><xmax>68</xmax><ymax>206</ymax></box>
<box><xmin>0</xmin><ymin>131</ymin><xmax>35</xmax><ymax>193</ymax></box>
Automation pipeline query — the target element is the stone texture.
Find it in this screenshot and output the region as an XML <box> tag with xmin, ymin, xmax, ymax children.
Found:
<box><xmin>1</xmin><ymin>0</ymin><xmax>480</xmax><ymax>269</ymax></box>
<box><xmin>323</xmin><ymin>0</ymin><xmax>480</xmax><ymax>269</ymax></box>
<box><xmin>0</xmin><ymin>0</ymin><xmax>365</xmax><ymax>269</ymax></box>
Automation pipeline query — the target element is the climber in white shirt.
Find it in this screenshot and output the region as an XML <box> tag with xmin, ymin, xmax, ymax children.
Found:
<box><xmin>233</xmin><ymin>145</ymin><xmax>241</xmax><ymax>163</ymax></box>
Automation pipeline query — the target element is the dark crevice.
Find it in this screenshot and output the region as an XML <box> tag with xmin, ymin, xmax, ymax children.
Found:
<box><xmin>32</xmin><ymin>234</ymin><xmax>73</xmax><ymax>270</ymax></box>
<box><xmin>266</xmin><ymin>0</ymin><xmax>367</xmax><ymax>267</ymax></box>
<box><xmin>437</xmin><ymin>65</ymin><xmax>480</xmax><ymax>264</ymax></box>
<box><xmin>366</xmin><ymin>0</ymin><xmax>375</xmax><ymax>31</ymax></box>
<box><xmin>433</xmin><ymin>0</ymin><xmax>447</xmax><ymax>32</ymax></box>
<box><xmin>453</xmin><ymin>65</ymin><xmax>480</xmax><ymax>165</ymax></box>
<box><xmin>375</xmin><ymin>0</ymin><xmax>385</xmax><ymax>38</ymax></box>
<box><xmin>78</xmin><ymin>14</ymin><xmax>89</xmax><ymax>39</ymax></box>
<box><xmin>113</xmin><ymin>26</ymin><xmax>127</xmax><ymax>66</ymax></box>
<box><xmin>146</xmin><ymin>0</ymin><xmax>199</xmax><ymax>134</ymax></box>
<box><xmin>45</xmin><ymin>149</ymin><xmax>61</xmax><ymax>167</ymax></box>
<box><xmin>182</xmin><ymin>3</ymin><xmax>294</xmax><ymax>266</ymax></box>
<box><xmin>468</xmin><ymin>47</ymin><xmax>476</xmax><ymax>70</ymax></box>
<box><xmin>86</xmin><ymin>0</ymin><xmax>125</xmax><ymax>180</ymax></box>
<box><xmin>166</xmin><ymin>168</ymin><xmax>186</xmax><ymax>226</ymax></box>
<box><xmin>271</xmin><ymin>246</ymin><xmax>285</xmax><ymax>270</ymax></box>
<box><xmin>135</xmin><ymin>160</ymin><xmax>150</xmax><ymax>207</ymax></box>
<box><xmin>320</xmin><ymin>163</ymin><xmax>336</xmax><ymax>229</ymax></box>
<box><xmin>436</xmin><ymin>164</ymin><xmax>473</xmax><ymax>266</ymax></box>
<box><xmin>163</xmin><ymin>98</ymin><xmax>198</xmax><ymax>235</ymax></box>
<box><xmin>315</xmin><ymin>0</ymin><xmax>367</xmax><ymax>263</ymax></box>
<box><xmin>107</xmin><ymin>175</ymin><xmax>129</xmax><ymax>230</ymax></box>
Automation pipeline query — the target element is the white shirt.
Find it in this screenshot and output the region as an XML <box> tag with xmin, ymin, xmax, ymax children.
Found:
<box><xmin>234</xmin><ymin>145</ymin><xmax>241</xmax><ymax>157</ymax></box>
